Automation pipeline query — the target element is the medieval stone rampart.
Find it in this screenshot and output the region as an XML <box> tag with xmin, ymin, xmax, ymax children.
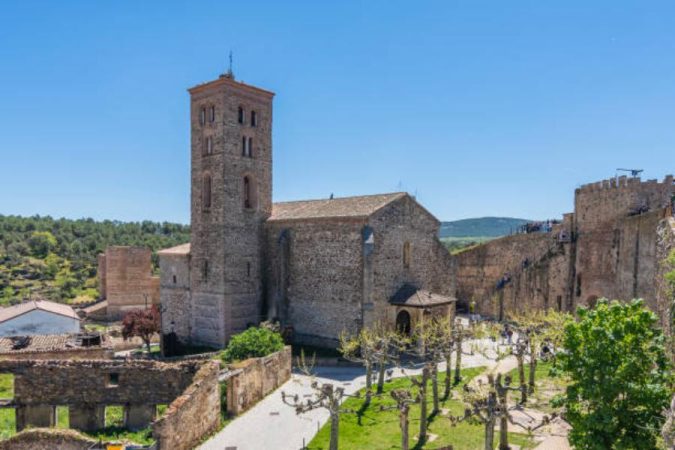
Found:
<box><xmin>455</xmin><ymin>175</ymin><xmax>674</xmax><ymax>321</ymax></box>
<box><xmin>656</xmin><ymin>216</ymin><xmax>675</xmax><ymax>340</ymax></box>
<box><xmin>225</xmin><ymin>346</ymin><xmax>292</xmax><ymax>415</ymax></box>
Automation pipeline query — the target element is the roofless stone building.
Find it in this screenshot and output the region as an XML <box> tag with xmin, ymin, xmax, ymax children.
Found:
<box><xmin>159</xmin><ymin>73</ymin><xmax>455</xmax><ymax>350</ymax></box>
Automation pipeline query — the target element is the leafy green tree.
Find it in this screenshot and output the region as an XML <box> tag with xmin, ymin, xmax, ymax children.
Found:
<box><xmin>557</xmin><ymin>299</ymin><xmax>671</xmax><ymax>450</ymax></box>
<box><xmin>221</xmin><ymin>325</ymin><xmax>284</xmax><ymax>363</ymax></box>
<box><xmin>27</xmin><ymin>231</ymin><xmax>57</xmax><ymax>258</ymax></box>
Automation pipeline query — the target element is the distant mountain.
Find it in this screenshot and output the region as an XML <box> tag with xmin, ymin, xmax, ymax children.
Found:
<box><xmin>439</xmin><ymin>217</ymin><xmax>532</xmax><ymax>238</ymax></box>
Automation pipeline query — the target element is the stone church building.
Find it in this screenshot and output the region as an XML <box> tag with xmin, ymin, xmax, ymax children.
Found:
<box><xmin>159</xmin><ymin>73</ymin><xmax>455</xmax><ymax>349</ymax></box>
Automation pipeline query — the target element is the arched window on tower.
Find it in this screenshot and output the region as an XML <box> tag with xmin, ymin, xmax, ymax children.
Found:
<box><xmin>203</xmin><ymin>136</ymin><xmax>213</xmax><ymax>155</ymax></box>
<box><xmin>243</xmin><ymin>176</ymin><xmax>256</xmax><ymax>209</ymax></box>
<box><xmin>202</xmin><ymin>173</ymin><xmax>212</xmax><ymax>210</ymax></box>
<box><xmin>199</xmin><ymin>107</ymin><xmax>206</xmax><ymax>126</ymax></box>
<box><xmin>403</xmin><ymin>241</ymin><xmax>411</xmax><ymax>269</ymax></box>
<box><xmin>209</xmin><ymin>105</ymin><xmax>215</xmax><ymax>123</ymax></box>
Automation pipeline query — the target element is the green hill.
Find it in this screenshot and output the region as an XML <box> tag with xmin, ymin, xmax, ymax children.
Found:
<box><xmin>0</xmin><ymin>215</ymin><xmax>190</xmax><ymax>306</ymax></box>
<box><xmin>439</xmin><ymin>217</ymin><xmax>531</xmax><ymax>238</ymax></box>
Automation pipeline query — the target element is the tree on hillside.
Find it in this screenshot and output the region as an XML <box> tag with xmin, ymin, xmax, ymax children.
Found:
<box><xmin>28</xmin><ymin>231</ymin><xmax>57</xmax><ymax>258</ymax></box>
<box><xmin>121</xmin><ymin>306</ymin><xmax>161</xmax><ymax>353</ymax></box>
<box><xmin>557</xmin><ymin>299</ymin><xmax>671</xmax><ymax>450</ymax></box>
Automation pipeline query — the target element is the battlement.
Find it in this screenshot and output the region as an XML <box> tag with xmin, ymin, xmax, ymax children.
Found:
<box><xmin>574</xmin><ymin>174</ymin><xmax>674</xmax><ymax>229</ymax></box>
<box><xmin>576</xmin><ymin>174</ymin><xmax>673</xmax><ymax>195</ymax></box>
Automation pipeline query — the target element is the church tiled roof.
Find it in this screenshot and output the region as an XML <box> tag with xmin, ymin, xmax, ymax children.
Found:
<box><xmin>268</xmin><ymin>192</ymin><xmax>407</xmax><ymax>222</ymax></box>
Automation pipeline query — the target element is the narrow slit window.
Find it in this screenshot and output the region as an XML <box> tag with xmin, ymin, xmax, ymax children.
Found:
<box><xmin>403</xmin><ymin>242</ymin><xmax>411</xmax><ymax>269</ymax></box>
<box><xmin>209</xmin><ymin>105</ymin><xmax>215</xmax><ymax>123</ymax></box>
<box><xmin>248</xmin><ymin>137</ymin><xmax>253</xmax><ymax>157</ymax></box>
<box><xmin>250</xmin><ymin>110</ymin><xmax>257</xmax><ymax>127</ymax></box>
<box><xmin>202</xmin><ymin>173</ymin><xmax>212</xmax><ymax>210</ymax></box>
<box><xmin>202</xmin><ymin>260</ymin><xmax>209</xmax><ymax>281</ymax></box>
<box><xmin>200</xmin><ymin>107</ymin><xmax>206</xmax><ymax>126</ymax></box>
<box><xmin>238</xmin><ymin>106</ymin><xmax>244</xmax><ymax>124</ymax></box>
<box><xmin>244</xmin><ymin>176</ymin><xmax>252</xmax><ymax>209</ymax></box>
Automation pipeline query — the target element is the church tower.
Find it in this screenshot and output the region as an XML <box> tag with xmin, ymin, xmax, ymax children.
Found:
<box><xmin>187</xmin><ymin>72</ymin><xmax>274</xmax><ymax>348</ymax></box>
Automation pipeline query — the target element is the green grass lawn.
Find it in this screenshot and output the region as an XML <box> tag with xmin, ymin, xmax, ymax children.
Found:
<box><xmin>0</xmin><ymin>409</ymin><xmax>14</xmax><ymax>440</ymax></box>
<box><xmin>506</xmin><ymin>361</ymin><xmax>568</xmax><ymax>414</ymax></box>
<box><xmin>0</xmin><ymin>373</ymin><xmax>13</xmax><ymax>398</ymax></box>
<box><xmin>308</xmin><ymin>366</ymin><xmax>536</xmax><ymax>450</ymax></box>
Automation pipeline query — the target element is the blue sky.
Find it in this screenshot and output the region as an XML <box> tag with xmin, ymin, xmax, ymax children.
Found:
<box><xmin>1</xmin><ymin>1</ymin><xmax>674</xmax><ymax>224</ymax></box>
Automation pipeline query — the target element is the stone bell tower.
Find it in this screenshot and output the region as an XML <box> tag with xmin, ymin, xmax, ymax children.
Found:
<box><xmin>187</xmin><ymin>72</ymin><xmax>274</xmax><ymax>348</ymax></box>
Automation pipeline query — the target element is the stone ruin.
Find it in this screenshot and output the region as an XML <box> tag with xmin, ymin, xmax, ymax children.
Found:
<box><xmin>0</xmin><ymin>358</ymin><xmax>220</xmax><ymax>450</ymax></box>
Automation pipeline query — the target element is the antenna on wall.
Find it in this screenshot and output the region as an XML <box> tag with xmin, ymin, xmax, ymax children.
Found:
<box><xmin>221</xmin><ymin>51</ymin><xmax>235</xmax><ymax>79</ymax></box>
<box><xmin>617</xmin><ymin>168</ymin><xmax>643</xmax><ymax>178</ymax></box>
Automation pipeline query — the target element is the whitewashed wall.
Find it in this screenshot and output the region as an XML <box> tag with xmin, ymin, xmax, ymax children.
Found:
<box><xmin>0</xmin><ymin>310</ymin><xmax>80</xmax><ymax>337</ymax></box>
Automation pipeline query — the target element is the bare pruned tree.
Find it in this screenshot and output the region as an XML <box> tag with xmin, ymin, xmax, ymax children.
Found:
<box><xmin>380</xmin><ymin>388</ymin><xmax>418</xmax><ymax>450</ymax></box>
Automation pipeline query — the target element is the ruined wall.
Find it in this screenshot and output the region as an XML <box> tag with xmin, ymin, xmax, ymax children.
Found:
<box><xmin>226</xmin><ymin>346</ymin><xmax>291</xmax><ymax>415</ymax></box>
<box><xmin>0</xmin><ymin>347</ymin><xmax>112</xmax><ymax>361</ymax></box>
<box><xmin>98</xmin><ymin>246</ymin><xmax>160</xmax><ymax>320</ymax></box>
<box><xmin>656</xmin><ymin>217</ymin><xmax>675</xmax><ymax>338</ymax></box>
<box><xmin>265</xmin><ymin>221</ymin><xmax>364</xmax><ymax>347</ymax></box>
<box><xmin>0</xmin><ymin>428</ymin><xmax>98</xmax><ymax>450</ymax></box>
<box><xmin>158</xmin><ymin>249</ymin><xmax>192</xmax><ymax>343</ymax></box>
<box><xmin>152</xmin><ymin>360</ymin><xmax>221</xmax><ymax>450</ymax></box>
<box><xmin>0</xmin><ymin>359</ymin><xmax>204</xmax><ymax>432</ymax></box>
<box><xmin>3</xmin><ymin>360</ymin><xmax>198</xmax><ymax>406</ymax></box>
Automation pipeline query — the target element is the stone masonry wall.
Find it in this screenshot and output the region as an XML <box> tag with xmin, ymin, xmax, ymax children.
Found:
<box><xmin>2</xmin><ymin>359</ymin><xmax>198</xmax><ymax>406</ymax></box>
<box><xmin>159</xmin><ymin>251</ymin><xmax>192</xmax><ymax>343</ymax></box>
<box><xmin>369</xmin><ymin>196</ymin><xmax>455</xmax><ymax>326</ymax></box>
<box><xmin>455</xmin><ymin>231</ymin><xmax>568</xmax><ymax>315</ymax></box>
<box><xmin>0</xmin><ymin>429</ymin><xmax>98</xmax><ymax>450</ymax></box>
<box><xmin>189</xmin><ymin>77</ymin><xmax>273</xmax><ymax>348</ymax></box>
<box><xmin>226</xmin><ymin>346</ymin><xmax>291</xmax><ymax>415</ymax></box>
<box><xmin>264</xmin><ymin>221</ymin><xmax>364</xmax><ymax>346</ymax></box>
<box><xmin>99</xmin><ymin>246</ymin><xmax>160</xmax><ymax>320</ymax></box>
<box><xmin>455</xmin><ymin>176</ymin><xmax>674</xmax><ymax>321</ymax></box>
<box><xmin>152</xmin><ymin>360</ymin><xmax>221</xmax><ymax>450</ymax></box>
<box><xmin>656</xmin><ymin>216</ymin><xmax>675</xmax><ymax>339</ymax></box>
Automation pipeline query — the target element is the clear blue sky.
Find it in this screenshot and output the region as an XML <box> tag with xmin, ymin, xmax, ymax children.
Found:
<box><xmin>1</xmin><ymin>1</ymin><xmax>674</xmax><ymax>224</ymax></box>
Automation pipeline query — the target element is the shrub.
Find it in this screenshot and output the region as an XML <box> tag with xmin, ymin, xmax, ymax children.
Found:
<box><xmin>221</xmin><ymin>326</ymin><xmax>284</xmax><ymax>363</ymax></box>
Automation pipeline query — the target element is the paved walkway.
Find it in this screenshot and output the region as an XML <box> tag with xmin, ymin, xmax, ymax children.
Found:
<box><xmin>200</xmin><ymin>328</ymin><xmax>570</xmax><ymax>450</ymax></box>
<box><xmin>200</xmin><ymin>338</ymin><xmax>500</xmax><ymax>450</ymax></box>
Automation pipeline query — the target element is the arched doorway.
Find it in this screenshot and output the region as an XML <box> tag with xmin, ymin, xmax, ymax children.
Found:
<box><xmin>396</xmin><ymin>310</ymin><xmax>412</xmax><ymax>336</ymax></box>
